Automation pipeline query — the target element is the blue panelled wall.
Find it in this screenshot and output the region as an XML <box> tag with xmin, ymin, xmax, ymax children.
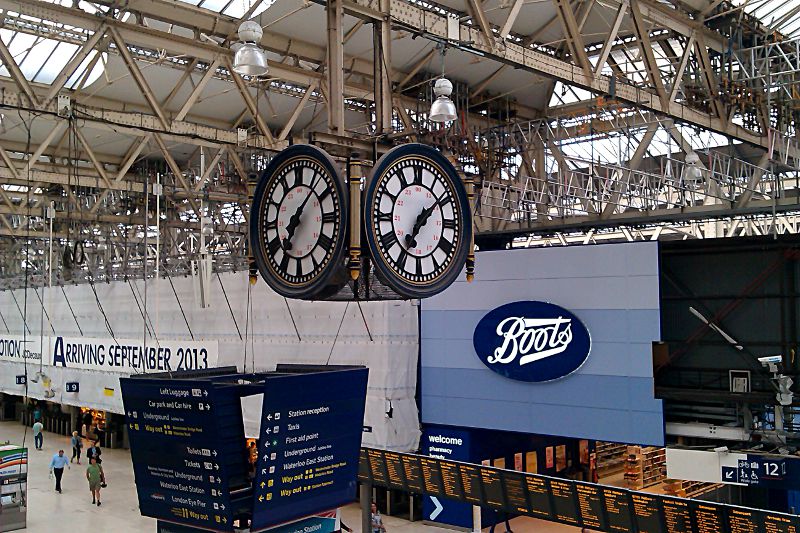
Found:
<box><xmin>420</xmin><ymin>241</ymin><xmax>664</xmax><ymax>444</ymax></box>
<box><xmin>417</xmin><ymin>242</ymin><xmax>665</xmax><ymax>528</ymax></box>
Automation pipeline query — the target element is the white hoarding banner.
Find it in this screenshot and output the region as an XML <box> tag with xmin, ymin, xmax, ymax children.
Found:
<box><xmin>0</xmin><ymin>334</ymin><xmax>218</xmax><ymax>374</ymax></box>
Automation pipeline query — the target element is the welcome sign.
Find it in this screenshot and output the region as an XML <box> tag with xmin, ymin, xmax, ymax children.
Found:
<box><xmin>472</xmin><ymin>301</ymin><xmax>591</xmax><ymax>382</ymax></box>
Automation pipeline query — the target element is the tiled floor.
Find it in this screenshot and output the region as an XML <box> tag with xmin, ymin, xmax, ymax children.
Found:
<box><xmin>0</xmin><ymin>421</ymin><xmax>581</xmax><ymax>532</ymax></box>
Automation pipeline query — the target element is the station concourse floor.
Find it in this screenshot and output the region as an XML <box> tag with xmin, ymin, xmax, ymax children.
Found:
<box><xmin>0</xmin><ymin>421</ymin><xmax>581</xmax><ymax>533</ymax></box>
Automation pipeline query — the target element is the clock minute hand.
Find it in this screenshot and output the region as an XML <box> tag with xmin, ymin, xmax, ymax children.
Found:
<box><xmin>404</xmin><ymin>203</ymin><xmax>436</xmax><ymax>249</ymax></box>
<box><xmin>282</xmin><ymin>173</ymin><xmax>322</xmax><ymax>250</ymax></box>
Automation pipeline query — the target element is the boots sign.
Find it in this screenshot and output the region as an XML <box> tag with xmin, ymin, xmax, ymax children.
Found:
<box><xmin>472</xmin><ymin>301</ymin><xmax>591</xmax><ymax>382</ymax></box>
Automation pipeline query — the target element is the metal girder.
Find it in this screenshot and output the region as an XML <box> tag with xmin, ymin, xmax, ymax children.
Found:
<box><xmin>397</xmin><ymin>49</ymin><xmax>435</xmax><ymax>89</ymax></box>
<box><xmin>694</xmin><ymin>34</ymin><xmax>725</xmax><ymax>119</ymax></box>
<box><xmin>629</xmin><ymin>0</ymin><xmax>668</xmax><ymax>107</ymax></box>
<box><xmin>669</xmin><ymin>31</ymin><xmax>695</xmax><ymax>102</ymax></box>
<box><xmin>279</xmin><ymin>81</ymin><xmax>319</xmax><ymax>141</ymax></box>
<box><xmin>365</xmin><ymin>0</ymin><xmax>771</xmax><ymax>150</ymax></box>
<box><xmin>152</xmin><ymin>134</ymin><xmax>202</xmax><ymax>217</ymax></box>
<box><xmin>327</xmin><ymin>0</ymin><xmax>346</xmax><ymax>134</ymax></box>
<box><xmin>466</xmin><ymin>0</ymin><xmax>496</xmax><ymax>50</ymax></box>
<box><xmin>89</xmin><ymin>135</ymin><xmax>151</xmax><ymax>214</ymax></box>
<box><xmin>162</xmin><ymin>58</ymin><xmax>200</xmax><ymax>110</ymax></box>
<box><xmin>552</xmin><ymin>0</ymin><xmax>592</xmax><ymax>74</ymax></box>
<box><xmin>600</xmin><ymin>122</ymin><xmax>658</xmax><ymax>218</ymax></box>
<box><xmin>175</xmin><ymin>58</ymin><xmax>222</xmax><ymax>122</ymax></box>
<box><xmin>374</xmin><ymin>0</ymin><xmax>394</xmax><ymax>135</ymax></box>
<box><xmin>223</xmin><ymin>57</ymin><xmax>275</xmax><ymax>142</ymax></box>
<box><xmin>593</xmin><ymin>0</ymin><xmax>628</xmax><ymax>75</ymax></box>
<box><xmin>108</xmin><ymin>26</ymin><xmax>170</xmax><ymax>130</ymax></box>
<box><xmin>500</xmin><ymin>0</ymin><xmax>525</xmax><ymax>39</ymax></box>
<box><xmin>42</xmin><ymin>25</ymin><xmax>107</xmax><ymax>107</ymax></box>
<box><xmin>90</xmin><ymin>0</ymin><xmax>374</xmax><ymax>79</ymax></box>
<box><xmin>0</xmin><ymin>89</ymin><xmax>280</xmax><ymax>151</ymax></box>
<box><xmin>0</xmin><ymin>33</ymin><xmax>40</xmax><ymax>108</ymax></box>
<box><xmin>736</xmin><ymin>152</ymin><xmax>771</xmax><ymax>208</ymax></box>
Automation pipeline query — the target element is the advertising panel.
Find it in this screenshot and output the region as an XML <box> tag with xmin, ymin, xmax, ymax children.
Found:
<box><xmin>0</xmin><ymin>334</ymin><xmax>218</xmax><ymax>374</ymax></box>
<box><xmin>473</xmin><ymin>301</ymin><xmax>591</xmax><ymax>382</ymax></box>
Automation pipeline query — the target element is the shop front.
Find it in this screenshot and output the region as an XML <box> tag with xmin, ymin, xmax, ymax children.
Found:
<box><xmin>418</xmin><ymin>242</ymin><xmax>666</xmax><ymax>528</ymax></box>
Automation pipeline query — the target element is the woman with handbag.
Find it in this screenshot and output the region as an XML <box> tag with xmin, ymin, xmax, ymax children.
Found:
<box><xmin>70</xmin><ymin>431</ymin><xmax>83</xmax><ymax>464</ymax></box>
<box><xmin>86</xmin><ymin>457</ymin><xmax>105</xmax><ymax>506</ymax></box>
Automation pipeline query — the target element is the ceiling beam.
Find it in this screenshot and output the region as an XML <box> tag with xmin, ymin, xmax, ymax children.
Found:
<box><xmin>345</xmin><ymin>0</ymin><xmax>774</xmax><ymax>150</ymax></box>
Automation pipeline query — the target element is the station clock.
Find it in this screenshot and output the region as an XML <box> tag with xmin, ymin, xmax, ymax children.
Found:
<box><xmin>250</xmin><ymin>144</ymin><xmax>348</xmax><ymax>299</ymax></box>
<box><xmin>363</xmin><ymin>144</ymin><xmax>472</xmax><ymax>299</ymax></box>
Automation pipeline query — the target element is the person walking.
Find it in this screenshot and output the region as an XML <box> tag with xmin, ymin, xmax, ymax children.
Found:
<box><xmin>49</xmin><ymin>449</ymin><xmax>70</xmax><ymax>493</ymax></box>
<box><xmin>32</xmin><ymin>420</ymin><xmax>44</xmax><ymax>450</ymax></box>
<box><xmin>86</xmin><ymin>457</ymin><xmax>104</xmax><ymax>506</ymax></box>
<box><xmin>86</xmin><ymin>441</ymin><xmax>102</xmax><ymax>464</ymax></box>
<box><xmin>371</xmin><ymin>502</ymin><xmax>386</xmax><ymax>533</ymax></box>
<box><xmin>70</xmin><ymin>431</ymin><xmax>83</xmax><ymax>464</ymax></box>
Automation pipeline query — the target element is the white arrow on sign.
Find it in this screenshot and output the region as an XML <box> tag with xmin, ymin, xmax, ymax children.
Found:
<box><xmin>429</xmin><ymin>497</ymin><xmax>444</xmax><ymax>520</ymax></box>
<box><xmin>724</xmin><ymin>470</ymin><xmax>734</xmax><ymax>480</ymax></box>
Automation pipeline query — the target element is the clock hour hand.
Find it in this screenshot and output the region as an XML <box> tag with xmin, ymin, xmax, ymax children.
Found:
<box><xmin>404</xmin><ymin>203</ymin><xmax>436</xmax><ymax>249</ymax></box>
<box><xmin>282</xmin><ymin>173</ymin><xmax>322</xmax><ymax>251</ymax></box>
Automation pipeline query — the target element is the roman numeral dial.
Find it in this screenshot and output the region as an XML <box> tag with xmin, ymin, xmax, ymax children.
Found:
<box><xmin>364</xmin><ymin>144</ymin><xmax>472</xmax><ymax>299</ymax></box>
<box><xmin>250</xmin><ymin>145</ymin><xmax>348</xmax><ymax>299</ymax></box>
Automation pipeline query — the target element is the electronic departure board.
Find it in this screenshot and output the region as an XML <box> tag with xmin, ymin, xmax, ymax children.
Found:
<box><xmin>575</xmin><ymin>482</ymin><xmax>606</xmax><ymax>531</ymax></box>
<box><xmin>503</xmin><ymin>471</ymin><xmax>529</xmax><ymax>515</ymax></box>
<box><xmin>420</xmin><ymin>457</ymin><xmax>445</xmax><ymax>496</ymax></box>
<box><xmin>631</xmin><ymin>492</ymin><xmax>664</xmax><ymax>533</ymax></box>
<box><xmin>383</xmin><ymin>451</ymin><xmax>406</xmax><ymax>491</ymax></box>
<box><xmin>693</xmin><ymin>502</ymin><xmax>727</xmax><ymax>533</ymax></box>
<box><xmin>439</xmin><ymin>461</ymin><xmax>463</xmax><ymax>500</ymax></box>
<box><xmin>763</xmin><ymin>511</ymin><xmax>800</xmax><ymax>533</ymax></box>
<box><xmin>401</xmin><ymin>454</ymin><xmax>423</xmax><ymax>494</ymax></box>
<box><xmin>603</xmin><ymin>487</ymin><xmax>635</xmax><ymax>532</ymax></box>
<box><xmin>367</xmin><ymin>449</ymin><xmax>388</xmax><ymax>487</ymax></box>
<box><xmin>728</xmin><ymin>507</ymin><xmax>762</xmax><ymax>533</ymax></box>
<box><xmin>459</xmin><ymin>463</ymin><xmax>483</xmax><ymax>505</ymax></box>
<box><xmin>549</xmin><ymin>479</ymin><xmax>581</xmax><ymax>525</ymax></box>
<box><xmin>480</xmin><ymin>467</ymin><xmax>505</xmax><ymax>510</ymax></box>
<box><xmin>359</xmin><ymin>449</ymin><xmax>370</xmax><ymax>482</ymax></box>
<box><xmin>359</xmin><ymin>448</ymin><xmax>800</xmax><ymax>533</ymax></box>
<box><xmin>524</xmin><ymin>475</ymin><xmax>553</xmax><ymax>520</ymax></box>
<box><xmin>662</xmin><ymin>497</ymin><xmax>693</xmax><ymax>533</ymax></box>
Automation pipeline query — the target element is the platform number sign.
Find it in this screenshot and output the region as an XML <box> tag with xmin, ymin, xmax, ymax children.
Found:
<box><xmin>15</xmin><ymin>375</ymin><xmax>26</xmax><ymax>385</ymax></box>
<box><xmin>66</xmin><ymin>382</ymin><xmax>79</xmax><ymax>393</ymax></box>
<box><xmin>737</xmin><ymin>458</ymin><xmax>786</xmax><ymax>485</ymax></box>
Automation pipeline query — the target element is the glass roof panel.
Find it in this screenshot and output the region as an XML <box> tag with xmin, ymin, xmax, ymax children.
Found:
<box><xmin>0</xmin><ymin>1</ymin><xmax>106</xmax><ymax>88</ymax></box>
<box><xmin>730</xmin><ymin>0</ymin><xmax>800</xmax><ymax>35</ymax></box>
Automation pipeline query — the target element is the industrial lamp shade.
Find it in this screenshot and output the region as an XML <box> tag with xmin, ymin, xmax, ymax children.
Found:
<box><xmin>430</xmin><ymin>96</ymin><xmax>457</xmax><ymax>123</ymax></box>
<box><xmin>430</xmin><ymin>78</ymin><xmax>457</xmax><ymax>123</ymax></box>
<box><xmin>233</xmin><ymin>42</ymin><xmax>269</xmax><ymax>77</ymax></box>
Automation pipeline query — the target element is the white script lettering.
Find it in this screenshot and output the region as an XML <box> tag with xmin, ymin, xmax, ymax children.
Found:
<box><xmin>488</xmin><ymin>317</ymin><xmax>573</xmax><ymax>365</ymax></box>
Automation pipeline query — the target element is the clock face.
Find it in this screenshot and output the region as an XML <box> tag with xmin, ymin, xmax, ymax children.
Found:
<box><xmin>364</xmin><ymin>144</ymin><xmax>471</xmax><ymax>298</ymax></box>
<box><xmin>250</xmin><ymin>145</ymin><xmax>347</xmax><ymax>299</ymax></box>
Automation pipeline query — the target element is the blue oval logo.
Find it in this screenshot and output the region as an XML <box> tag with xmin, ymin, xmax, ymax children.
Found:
<box><xmin>472</xmin><ymin>301</ymin><xmax>591</xmax><ymax>382</ymax></box>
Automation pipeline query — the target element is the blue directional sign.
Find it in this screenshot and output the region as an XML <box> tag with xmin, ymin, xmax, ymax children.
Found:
<box><xmin>250</xmin><ymin>368</ymin><xmax>368</xmax><ymax>532</ymax></box>
<box><xmin>737</xmin><ymin>456</ymin><xmax>786</xmax><ymax>486</ymax></box>
<box><xmin>121</xmin><ymin>378</ymin><xmax>243</xmax><ymax>531</ymax></box>
<box><xmin>722</xmin><ymin>466</ymin><xmax>738</xmax><ymax>484</ymax></box>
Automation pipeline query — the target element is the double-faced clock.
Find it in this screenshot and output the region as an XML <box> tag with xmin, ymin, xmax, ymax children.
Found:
<box><xmin>363</xmin><ymin>144</ymin><xmax>472</xmax><ymax>299</ymax></box>
<box><xmin>250</xmin><ymin>144</ymin><xmax>348</xmax><ymax>299</ymax></box>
